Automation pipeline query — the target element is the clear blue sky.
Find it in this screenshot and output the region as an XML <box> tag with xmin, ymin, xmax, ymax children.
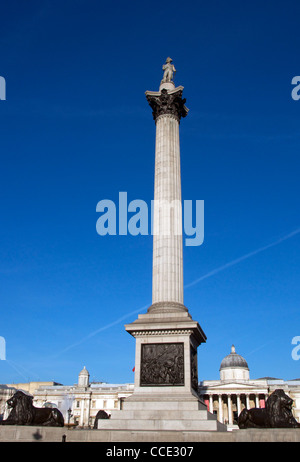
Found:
<box><xmin>0</xmin><ymin>0</ymin><xmax>300</xmax><ymax>385</ymax></box>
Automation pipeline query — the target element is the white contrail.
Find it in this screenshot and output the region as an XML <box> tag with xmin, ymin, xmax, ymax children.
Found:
<box><xmin>184</xmin><ymin>227</ymin><xmax>300</xmax><ymax>289</ymax></box>
<box><xmin>51</xmin><ymin>304</ymin><xmax>149</xmax><ymax>358</ymax></box>
<box><xmin>246</xmin><ymin>340</ymin><xmax>275</xmax><ymax>356</ymax></box>
<box><xmin>53</xmin><ymin>227</ymin><xmax>300</xmax><ymax>357</ymax></box>
<box><xmin>6</xmin><ymin>360</ymin><xmax>31</xmax><ymax>382</ymax></box>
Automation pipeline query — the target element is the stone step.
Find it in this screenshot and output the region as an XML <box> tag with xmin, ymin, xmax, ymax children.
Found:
<box><xmin>97</xmin><ymin>418</ymin><xmax>222</xmax><ymax>432</ymax></box>
<box><xmin>122</xmin><ymin>398</ymin><xmax>206</xmax><ymax>411</ymax></box>
<box><xmin>109</xmin><ymin>409</ymin><xmax>215</xmax><ymax>421</ymax></box>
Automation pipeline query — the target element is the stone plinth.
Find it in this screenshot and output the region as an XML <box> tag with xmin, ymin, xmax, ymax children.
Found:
<box><xmin>125</xmin><ymin>310</ymin><xmax>206</xmax><ymax>395</ymax></box>
<box><xmin>95</xmin><ymin>310</ymin><xmax>219</xmax><ymax>432</ymax></box>
<box><xmin>94</xmin><ymin>309</ymin><xmax>224</xmax><ymax>433</ymax></box>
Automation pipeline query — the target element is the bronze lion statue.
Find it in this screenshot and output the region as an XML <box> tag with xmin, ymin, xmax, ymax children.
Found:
<box><xmin>238</xmin><ymin>389</ymin><xmax>300</xmax><ymax>429</ymax></box>
<box><xmin>0</xmin><ymin>390</ymin><xmax>64</xmax><ymax>427</ymax></box>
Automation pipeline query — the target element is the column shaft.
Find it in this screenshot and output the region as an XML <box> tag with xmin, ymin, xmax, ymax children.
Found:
<box><xmin>209</xmin><ymin>394</ymin><xmax>213</xmax><ymax>414</ymax></box>
<box><xmin>152</xmin><ymin>115</ymin><xmax>183</xmax><ymax>305</ymax></box>
<box><xmin>228</xmin><ymin>395</ymin><xmax>232</xmax><ymax>425</ymax></box>
<box><xmin>79</xmin><ymin>399</ymin><xmax>85</xmax><ymax>426</ymax></box>
<box><xmin>237</xmin><ymin>394</ymin><xmax>241</xmax><ymax>417</ymax></box>
<box><xmin>246</xmin><ymin>394</ymin><xmax>250</xmax><ymax>409</ymax></box>
<box><xmin>218</xmin><ymin>395</ymin><xmax>223</xmax><ymax>423</ymax></box>
<box><xmin>255</xmin><ymin>394</ymin><xmax>259</xmax><ymax>408</ymax></box>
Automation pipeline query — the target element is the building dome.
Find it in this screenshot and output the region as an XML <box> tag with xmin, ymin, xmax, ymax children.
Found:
<box><xmin>219</xmin><ymin>345</ymin><xmax>250</xmax><ymax>382</ymax></box>
<box><xmin>220</xmin><ymin>345</ymin><xmax>249</xmax><ymax>370</ymax></box>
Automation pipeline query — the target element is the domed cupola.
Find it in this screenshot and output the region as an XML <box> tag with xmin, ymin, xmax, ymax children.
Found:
<box><xmin>220</xmin><ymin>345</ymin><xmax>249</xmax><ymax>382</ymax></box>
<box><xmin>78</xmin><ymin>366</ymin><xmax>90</xmax><ymax>387</ymax></box>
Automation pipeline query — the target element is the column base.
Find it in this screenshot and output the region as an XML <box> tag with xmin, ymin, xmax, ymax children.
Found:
<box><xmin>97</xmin><ymin>392</ymin><xmax>227</xmax><ymax>432</ymax></box>
<box><xmin>108</xmin><ymin>307</ymin><xmax>222</xmax><ymax>432</ymax></box>
<box><xmin>147</xmin><ymin>301</ymin><xmax>188</xmax><ymax>314</ymax></box>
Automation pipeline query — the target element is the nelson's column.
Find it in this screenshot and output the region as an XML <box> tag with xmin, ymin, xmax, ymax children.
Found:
<box><xmin>97</xmin><ymin>59</ymin><xmax>226</xmax><ymax>433</ymax></box>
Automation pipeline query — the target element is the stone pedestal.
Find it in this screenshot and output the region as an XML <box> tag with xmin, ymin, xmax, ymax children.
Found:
<box><xmin>125</xmin><ymin>311</ymin><xmax>205</xmax><ymax>396</ymax></box>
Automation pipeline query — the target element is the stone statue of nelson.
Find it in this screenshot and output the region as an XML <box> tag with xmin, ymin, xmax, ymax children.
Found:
<box><xmin>162</xmin><ymin>57</ymin><xmax>176</xmax><ymax>83</ymax></box>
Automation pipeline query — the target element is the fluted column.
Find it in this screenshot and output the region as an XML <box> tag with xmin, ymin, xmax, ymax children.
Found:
<box><xmin>152</xmin><ymin>114</ymin><xmax>183</xmax><ymax>305</ymax></box>
<box><xmin>146</xmin><ymin>86</ymin><xmax>188</xmax><ymax>314</ymax></box>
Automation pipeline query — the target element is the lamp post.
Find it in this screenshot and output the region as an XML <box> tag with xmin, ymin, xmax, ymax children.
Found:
<box><xmin>67</xmin><ymin>407</ymin><xmax>73</xmax><ymax>425</ymax></box>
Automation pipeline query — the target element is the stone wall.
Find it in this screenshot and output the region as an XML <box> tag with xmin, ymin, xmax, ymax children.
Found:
<box><xmin>0</xmin><ymin>426</ymin><xmax>300</xmax><ymax>442</ymax></box>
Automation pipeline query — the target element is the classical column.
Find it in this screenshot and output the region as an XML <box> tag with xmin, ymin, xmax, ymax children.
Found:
<box><xmin>218</xmin><ymin>395</ymin><xmax>223</xmax><ymax>423</ymax></box>
<box><xmin>146</xmin><ymin>80</ymin><xmax>188</xmax><ymax>314</ymax></box>
<box><xmin>86</xmin><ymin>394</ymin><xmax>91</xmax><ymax>427</ymax></box>
<box><xmin>237</xmin><ymin>394</ymin><xmax>241</xmax><ymax>417</ymax></box>
<box><xmin>96</xmin><ymin>58</ymin><xmax>226</xmax><ymax>432</ymax></box>
<box><xmin>246</xmin><ymin>394</ymin><xmax>250</xmax><ymax>409</ymax></box>
<box><xmin>228</xmin><ymin>395</ymin><xmax>232</xmax><ymax>425</ymax></box>
<box><xmin>209</xmin><ymin>394</ymin><xmax>213</xmax><ymax>413</ymax></box>
<box><xmin>255</xmin><ymin>394</ymin><xmax>259</xmax><ymax>408</ymax></box>
<box><xmin>124</xmin><ymin>58</ymin><xmax>206</xmax><ymax>405</ymax></box>
<box><xmin>79</xmin><ymin>399</ymin><xmax>85</xmax><ymax>426</ymax></box>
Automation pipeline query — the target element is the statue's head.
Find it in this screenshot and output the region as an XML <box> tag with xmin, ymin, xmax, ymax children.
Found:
<box><xmin>166</xmin><ymin>57</ymin><xmax>173</xmax><ymax>63</ymax></box>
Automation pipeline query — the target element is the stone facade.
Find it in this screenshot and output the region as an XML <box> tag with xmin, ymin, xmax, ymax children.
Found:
<box><xmin>0</xmin><ymin>371</ymin><xmax>133</xmax><ymax>428</ymax></box>
<box><xmin>199</xmin><ymin>345</ymin><xmax>300</xmax><ymax>430</ymax></box>
<box><xmin>33</xmin><ymin>380</ymin><xmax>134</xmax><ymax>427</ymax></box>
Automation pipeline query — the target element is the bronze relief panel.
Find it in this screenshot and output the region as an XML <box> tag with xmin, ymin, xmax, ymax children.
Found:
<box><xmin>140</xmin><ymin>343</ymin><xmax>184</xmax><ymax>387</ymax></box>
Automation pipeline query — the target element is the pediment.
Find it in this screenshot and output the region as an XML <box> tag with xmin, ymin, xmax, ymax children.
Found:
<box><xmin>199</xmin><ymin>381</ymin><xmax>265</xmax><ymax>392</ymax></box>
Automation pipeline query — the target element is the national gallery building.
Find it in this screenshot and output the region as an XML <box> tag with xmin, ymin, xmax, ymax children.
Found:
<box><xmin>198</xmin><ymin>345</ymin><xmax>300</xmax><ymax>429</ymax></box>
<box><xmin>1</xmin><ymin>345</ymin><xmax>300</xmax><ymax>430</ymax></box>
